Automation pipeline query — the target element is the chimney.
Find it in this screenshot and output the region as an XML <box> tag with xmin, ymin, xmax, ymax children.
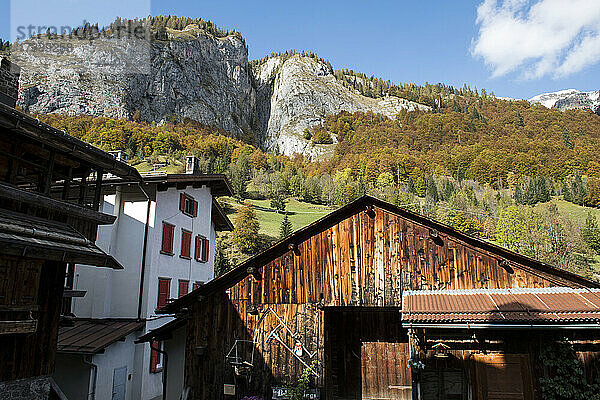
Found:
<box><xmin>0</xmin><ymin>56</ymin><xmax>20</xmax><ymax>108</ymax></box>
<box><xmin>185</xmin><ymin>155</ymin><xmax>198</xmax><ymax>174</ymax></box>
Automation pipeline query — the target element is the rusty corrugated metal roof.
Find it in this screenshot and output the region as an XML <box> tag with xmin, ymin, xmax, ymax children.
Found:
<box><xmin>402</xmin><ymin>288</ymin><xmax>600</xmax><ymax>324</ymax></box>
<box><xmin>57</xmin><ymin>319</ymin><xmax>145</xmax><ymax>354</ymax></box>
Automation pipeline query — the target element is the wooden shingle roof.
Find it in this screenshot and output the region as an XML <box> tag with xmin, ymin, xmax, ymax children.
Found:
<box><xmin>57</xmin><ymin>319</ymin><xmax>145</xmax><ymax>354</ymax></box>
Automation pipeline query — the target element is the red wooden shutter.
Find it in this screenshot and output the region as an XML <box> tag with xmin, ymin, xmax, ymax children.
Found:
<box><xmin>178</xmin><ymin>280</ymin><xmax>189</xmax><ymax>298</ymax></box>
<box><xmin>203</xmin><ymin>238</ymin><xmax>210</xmax><ymax>262</ymax></box>
<box><xmin>192</xmin><ymin>200</ymin><xmax>198</xmax><ymax>217</ymax></box>
<box><xmin>157</xmin><ymin>279</ymin><xmax>170</xmax><ymax>309</ymax></box>
<box><xmin>150</xmin><ymin>340</ymin><xmax>159</xmax><ymax>372</ymax></box>
<box><xmin>161</xmin><ymin>223</ymin><xmax>174</xmax><ymax>254</ymax></box>
<box><xmin>181</xmin><ymin>230</ymin><xmax>192</xmax><ymax>258</ymax></box>
<box><xmin>179</xmin><ymin>193</ymin><xmax>186</xmax><ymax>212</ymax></box>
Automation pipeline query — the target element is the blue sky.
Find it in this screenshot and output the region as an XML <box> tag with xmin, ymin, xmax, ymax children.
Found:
<box><xmin>1</xmin><ymin>0</ymin><xmax>599</xmax><ymax>99</ymax></box>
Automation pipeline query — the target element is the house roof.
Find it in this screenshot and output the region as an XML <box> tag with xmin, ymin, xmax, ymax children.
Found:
<box><xmin>402</xmin><ymin>288</ymin><xmax>600</xmax><ymax>325</ymax></box>
<box><xmin>135</xmin><ymin>317</ymin><xmax>187</xmax><ymax>343</ymax></box>
<box><xmin>57</xmin><ymin>318</ymin><xmax>145</xmax><ymax>354</ymax></box>
<box><xmin>0</xmin><ymin>209</ymin><xmax>124</xmax><ymax>269</ymax></box>
<box><xmin>212</xmin><ymin>198</ymin><xmax>234</xmax><ymax>231</ymax></box>
<box><xmin>102</xmin><ymin>173</ymin><xmax>233</xmax><ymax>198</ymax></box>
<box><xmin>0</xmin><ymin>102</ymin><xmax>141</xmax><ymax>181</ymax></box>
<box><xmin>160</xmin><ymin>195</ymin><xmax>600</xmax><ymax>314</ymax></box>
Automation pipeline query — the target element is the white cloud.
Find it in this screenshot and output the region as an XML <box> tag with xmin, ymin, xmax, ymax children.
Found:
<box><xmin>472</xmin><ymin>0</ymin><xmax>600</xmax><ymax>79</ymax></box>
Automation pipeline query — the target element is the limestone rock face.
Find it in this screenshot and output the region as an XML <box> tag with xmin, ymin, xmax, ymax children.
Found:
<box><xmin>12</xmin><ymin>32</ymin><xmax>429</xmax><ymax>159</ymax></box>
<box><xmin>253</xmin><ymin>55</ymin><xmax>430</xmax><ymax>159</ymax></box>
<box><xmin>12</xmin><ymin>29</ymin><xmax>256</xmax><ymax>137</ymax></box>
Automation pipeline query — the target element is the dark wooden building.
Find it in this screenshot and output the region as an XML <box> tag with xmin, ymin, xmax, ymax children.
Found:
<box><xmin>0</xmin><ymin>56</ymin><xmax>142</xmax><ymax>399</ymax></box>
<box><xmin>163</xmin><ymin>196</ymin><xmax>600</xmax><ymax>400</ymax></box>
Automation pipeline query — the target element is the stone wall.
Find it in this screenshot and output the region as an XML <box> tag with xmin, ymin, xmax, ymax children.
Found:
<box><xmin>0</xmin><ymin>375</ymin><xmax>51</xmax><ymax>400</ymax></box>
<box><xmin>0</xmin><ymin>56</ymin><xmax>20</xmax><ymax>108</ymax></box>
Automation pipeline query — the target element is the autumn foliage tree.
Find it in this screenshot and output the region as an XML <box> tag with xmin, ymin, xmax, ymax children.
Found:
<box><xmin>233</xmin><ymin>203</ymin><xmax>260</xmax><ymax>254</ymax></box>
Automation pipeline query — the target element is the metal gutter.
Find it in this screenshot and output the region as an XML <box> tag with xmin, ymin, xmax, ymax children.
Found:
<box><xmin>137</xmin><ymin>183</ymin><xmax>152</xmax><ymax>320</ymax></box>
<box><xmin>82</xmin><ymin>355</ymin><xmax>98</xmax><ymax>400</ymax></box>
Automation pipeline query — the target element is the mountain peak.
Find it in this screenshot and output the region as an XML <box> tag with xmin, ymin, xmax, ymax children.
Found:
<box><xmin>528</xmin><ymin>89</ymin><xmax>600</xmax><ymax>113</ymax></box>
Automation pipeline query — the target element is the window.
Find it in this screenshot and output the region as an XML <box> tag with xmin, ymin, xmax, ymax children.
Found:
<box><xmin>195</xmin><ymin>235</ymin><xmax>209</xmax><ymax>262</ymax></box>
<box><xmin>157</xmin><ymin>278</ymin><xmax>170</xmax><ymax>309</ymax></box>
<box><xmin>192</xmin><ymin>281</ymin><xmax>204</xmax><ymax>291</ymax></box>
<box><xmin>179</xmin><ymin>193</ymin><xmax>198</xmax><ymax>217</ymax></box>
<box><xmin>180</xmin><ymin>229</ymin><xmax>192</xmax><ymax>259</ymax></box>
<box><xmin>161</xmin><ymin>222</ymin><xmax>175</xmax><ymax>255</ymax></box>
<box><xmin>150</xmin><ymin>340</ymin><xmax>163</xmax><ymax>373</ymax></box>
<box><xmin>178</xmin><ymin>280</ymin><xmax>189</xmax><ymax>298</ymax></box>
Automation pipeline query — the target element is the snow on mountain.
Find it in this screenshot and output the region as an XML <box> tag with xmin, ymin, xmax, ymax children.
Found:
<box><xmin>528</xmin><ymin>89</ymin><xmax>600</xmax><ymax>113</ymax></box>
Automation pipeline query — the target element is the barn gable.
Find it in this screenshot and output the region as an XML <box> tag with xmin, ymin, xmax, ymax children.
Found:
<box><xmin>165</xmin><ymin>196</ymin><xmax>597</xmax><ymax>313</ymax></box>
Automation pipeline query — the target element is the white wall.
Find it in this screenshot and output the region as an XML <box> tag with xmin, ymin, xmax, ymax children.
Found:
<box><xmin>73</xmin><ymin>195</ymin><xmax>155</xmax><ymax>319</ymax></box>
<box><xmin>145</xmin><ymin>185</ymin><xmax>215</xmax><ymax>319</ymax></box>
<box><xmin>91</xmin><ymin>333</ymin><xmax>141</xmax><ymax>400</ymax></box>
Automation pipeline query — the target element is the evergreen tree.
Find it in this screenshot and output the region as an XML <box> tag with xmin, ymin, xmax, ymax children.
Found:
<box><xmin>229</xmin><ymin>154</ymin><xmax>250</xmax><ymax>200</ymax></box>
<box><xmin>562</xmin><ymin>179</ymin><xmax>572</xmax><ymax>202</ymax></box>
<box><xmin>425</xmin><ymin>177</ymin><xmax>439</xmax><ymax>203</ymax></box>
<box><xmin>582</xmin><ymin>211</ymin><xmax>600</xmax><ymax>255</ymax></box>
<box><xmin>571</xmin><ymin>172</ymin><xmax>587</xmax><ymax>205</ymax></box>
<box><xmin>270</xmin><ymin>192</ymin><xmax>286</xmax><ymax>213</ymax></box>
<box><xmin>415</xmin><ymin>176</ymin><xmax>426</xmax><ymax>197</ymax></box>
<box><xmin>514</xmin><ymin>184</ymin><xmax>524</xmax><ymax>205</ymax></box>
<box><xmin>280</xmin><ymin>212</ymin><xmax>293</xmax><ymax>239</ymax></box>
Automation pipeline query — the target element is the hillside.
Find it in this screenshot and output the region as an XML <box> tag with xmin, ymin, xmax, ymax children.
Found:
<box><xmin>308</xmin><ymin>100</ymin><xmax>600</xmax><ymax>186</ymax></box>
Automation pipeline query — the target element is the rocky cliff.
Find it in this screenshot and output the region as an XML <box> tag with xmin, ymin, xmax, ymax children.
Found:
<box><xmin>529</xmin><ymin>89</ymin><xmax>600</xmax><ymax>114</ymax></box>
<box><xmin>253</xmin><ymin>55</ymin><xmax>430</xmax><ymax>159</ymax></box>
<box><xmin>12</xmin><ymin>26</ymin><xmax>256</xmax><ymax>138</ymax></box>
<box><xmin>11</xmin><ymin>25</ymin><xmax>429</xmax><ymax>159</ymax></box>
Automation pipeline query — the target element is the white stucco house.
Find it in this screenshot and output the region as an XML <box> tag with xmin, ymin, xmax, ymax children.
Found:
<box><xmin>53</xmin><ymin>158</ymin><xmax>233</xmax><ymax>400</ymax></box>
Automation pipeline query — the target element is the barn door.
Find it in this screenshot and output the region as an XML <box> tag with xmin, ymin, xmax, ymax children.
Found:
<box><xmin>361</xmin><ymin>342</ymin><xmax>412</xmax><ymax>400</ymax></box>
<box><xmin>473</xmin><ymin>354</ymin><xmax>533</xmax><ymax>400</ymax></box>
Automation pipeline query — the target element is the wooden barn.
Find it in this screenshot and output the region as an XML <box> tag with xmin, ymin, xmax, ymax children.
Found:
<box><xmin>162</xmin><ymin>196</ymin><xmax>600</xmax><ymax>400</ymax></box>
<box><xmin>0</xmin><ymin>56</ymin><xmax>142</xmax><ymax>399</ymax></box>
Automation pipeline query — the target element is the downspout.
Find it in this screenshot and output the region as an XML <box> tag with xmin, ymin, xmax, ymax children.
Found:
<box><xmin>82</xmin><ymin>355</ymin><xmax>98</xmax><ymax>400</ymax></box>
<box><xmin>150</xmin><ymin>342</ymin><xmax>169</xmax><ymax>400</ymax></box>
<box><xmin>137</xmin><ymin>183</ymin><xmax>151</xmax><ymax>321</ymax></box>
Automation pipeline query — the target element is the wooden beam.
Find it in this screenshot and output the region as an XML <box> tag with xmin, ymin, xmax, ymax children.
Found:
<box><xmin>62</xmin><ymin>167</ymin><xmax>72</xmax><ymax>200</ymax></box>
<box><xmin>42</xmin><ymin>149</ymin><xmax>55</xmax><ymax>195</ymax></box>
<box><xmin>0</xmin><ymin>320</ymin><xmax>37</xmax><ymax>335</ymax></box>
<box><xmin>0</xmin><ymin>181</ymin><xmax>116</xmax><ymax>224</ymax></box>
<box><xmin>93</xmin><ymin>169</ymin><xmax>103</xmax><ymax>211</ymax></box>
<box><xmin>78</xmin><ymin>169</ymin><xmax>89</xmax><ymax>205</ymax></box>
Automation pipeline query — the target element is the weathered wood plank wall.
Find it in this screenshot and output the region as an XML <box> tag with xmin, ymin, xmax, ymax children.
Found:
<box><xmin>229</xmin><ymin>208</ymin><xmax>569</xmax><ymax>309</ymax></box>
<box><xmin>0</xmin><ymin>258</ymin><xmax>65</xmax><ymax>380</ymax></box>
<box><xmin>186</xmin><ymin>206</ymin><xmax>579</xmax><ymax>399</ymax></box>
